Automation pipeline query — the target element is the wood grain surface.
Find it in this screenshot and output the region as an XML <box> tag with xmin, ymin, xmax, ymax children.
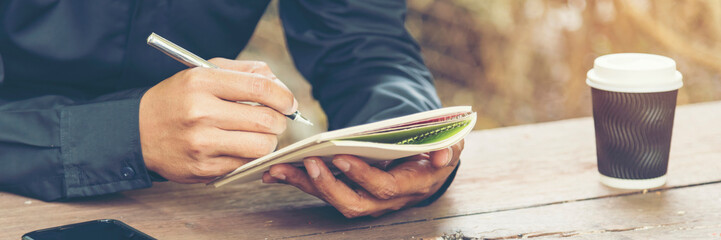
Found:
<box><xmin>295</xmin><ymin>183</ymin><xmax>721</xmax><ymax>239</ymax></box>
<box><xmin>2</xmin><ymin>101</ymin><xmax>720</xmax><ymax>239</ymax></box>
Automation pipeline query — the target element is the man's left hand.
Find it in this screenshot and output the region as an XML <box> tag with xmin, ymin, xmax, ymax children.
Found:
<box><xmin>262</xmin><ymin>140</ymin><xmax>463</xmax><ymax>218</ymax></box>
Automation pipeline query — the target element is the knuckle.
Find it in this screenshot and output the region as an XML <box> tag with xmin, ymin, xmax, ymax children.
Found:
<box><xmin>208</xmin><ymin>57</ymin><xmax>223</xmax><ymax>63</ymax></box>
<box><xmin>340</xmin><ymin>204</ymin><xmax>368</xmax><ymax>219</ymax></box>
<box><xmin>254</xmin><ymin>108</ymin><xmax>285</xmax><ymax>134</ymax></box>
<box><xmin>182</xmin><ymin>68</ymin><xmax>208</xmax><ymax>89</ymax></box>
<box><xmin>184</xmin><ymin>105</ymin><xmax>211</xmax><ymax>125</ymax></box>
<box><xmin>417</xmin><ymin>186</ymin><xmax>433</xmax><ymax>196</ymax></box>
<box><xmin>249</xmin><ymin>76</ymin><xmax>270</xmax><ymax>99</ymax></box>
<box><xmin>374</xmin><ymin>184</ymin><xmax>399</xmax><ymax>200</ymax></box>
<box><xmin>186</xmin><ymin>132</ymin><xmax>211</xmax><ymax>156</ymax></box>
<box><xmin>189</xmin><ymin>162</ymin><xmax>219</xmax><ymax>178</ymax></box>
<box><xmin>255</xmin><ymin>61</ymin><xmax>269</xmax><ymax>70</ymax></box>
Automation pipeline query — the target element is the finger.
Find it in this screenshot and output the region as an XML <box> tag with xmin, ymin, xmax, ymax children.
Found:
<box><xmin>354</xmin><ymin>188</ymin><xmax>418</xmax><ymax>218</ymax></box>
<box><xmin>201</xmin><ymin>129</ymin><xmax>277</xmax><ymax>159</ymax></box>
<box><xmin>430</xmin><ymin>140</ymin><xmax>464</xmax><ymax>168</ymax></box>
<box><xmin>208</xmin><ymin>58</ymin><xmax>272</xmax><ymax>76</ymax></box>
<box><xmin>332</xmin><ymin>155</ymin><xmax>435</xmax><ymax>200</ymax></box>
<box><xmin>211</xmin><ymin>102</ymin><xmax>287</xmax><ymax>134</ymax></box>
<box><xmin>268</xmin><ymin>163</ymin><xmax>321</xmax><ymax>197</ymax></box>
<box><xmin>405</xmin><ymin>153</ymin><xmax>431</xmax><ymax>162</ymax></box>
<box><xmin>208</xmin><ymin>58</ymin><xmax>289</xmax><ymax>90</ymax></box>
<box><xmin>379</xmin><ymin>153</ymin><xmax>428</xmax><ymax>170</ymax></box>
<box><xmin>205</xmin><ymin>59</ymin><xmax>296</xmax><ymax>115</ymax></box>
<box><xmin>429</xmin><ymin>148</ymin><xmax>451</xmax><ymax>168</ymax></box>
<box><xmin>262</xmin><ymin>171</ymin><xmax>282</xmax><ymax>183</ymax></box>
<box><xmin>305</xmin><ymin>157</ymin><xmax>379</xmax><ymax>218</ymax></box>
<box><xmin>188</xmin><ymin>67</ymin><xmax>297</xmax><ymax>115</ymax></box>
<box><xmin>372</xmin><ymin>160</ymin><xmax>394</xmax><ymax>170</ymax></box>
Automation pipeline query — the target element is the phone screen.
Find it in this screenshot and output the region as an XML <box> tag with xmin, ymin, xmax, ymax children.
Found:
<box><xmin>22</xmin><ymin>219</ymin><xmax>155</xmax><ymax>240</ymax></box>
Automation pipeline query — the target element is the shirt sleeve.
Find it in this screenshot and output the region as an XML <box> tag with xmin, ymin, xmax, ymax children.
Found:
<box><xmin>279</xmin><ymin>0</ymin><xmax>456</xmax><ymax>206</ymax></box>
<box><xmin>278</xmin><ymin>0</ymin><xmax>442</xmax><ymax>129</ymax></box>
<box><xmin>0</xmin><ymin>87</ymin><xmax>155</xmax><ymax>201</ymax></box>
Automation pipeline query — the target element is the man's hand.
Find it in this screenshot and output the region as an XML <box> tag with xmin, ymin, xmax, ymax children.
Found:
<box><xmin>139</xmin><ymin>58</ymin><xmax>296</xmax><ymax>183</ymax></box>
<box><xmin>262</xmin><ymin>140</ymin><xmax>464</xmax><ymax>218</ymax></box>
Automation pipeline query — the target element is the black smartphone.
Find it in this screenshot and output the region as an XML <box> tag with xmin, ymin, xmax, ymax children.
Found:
<box><xmin>22</xmin><ymin>219</ymin><xmax>156</xmax><ymax>240</ymax></box>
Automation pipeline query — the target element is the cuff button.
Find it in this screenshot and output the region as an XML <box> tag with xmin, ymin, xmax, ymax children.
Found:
<box><xmin>120</xmin><ymin>167</ymin><xmax>136</xmax><ymax>179</ymax></box>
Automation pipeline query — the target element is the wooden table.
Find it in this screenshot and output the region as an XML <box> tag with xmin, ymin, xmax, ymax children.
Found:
<box><xmin>3</xmin><ymin>101</ymin><xmax>721</xmax><ymax>239</ymax></box>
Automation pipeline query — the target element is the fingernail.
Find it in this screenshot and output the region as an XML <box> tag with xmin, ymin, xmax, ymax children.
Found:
<box><xmin>333</xmin><ymin>158</ymin><xmax>351</xmax><ymax>172</ymax></box>
<box><xmin>271</xmin><ymin>172</ymin><xmax>286</xmax><ymax>181</ymax></box>
<box><xmin>444</xmin><ymin>148</ymin><xmax>453</xmax><ymax>167</ymax></box>
<box><xmin>305</xmin><ymin>159</ymin><xmax>320</xmax><ymax>179</ymax></box>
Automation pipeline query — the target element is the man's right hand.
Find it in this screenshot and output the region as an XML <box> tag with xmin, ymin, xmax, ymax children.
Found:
<box><xmin>139</xmin><ymin>58</ymin><xmax>296</xmax><ymax>183</ymax></box>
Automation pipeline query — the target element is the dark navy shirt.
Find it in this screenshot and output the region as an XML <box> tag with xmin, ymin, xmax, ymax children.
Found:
<box><xmin>0</xmin><ymin>0</ymin><xmax>451</xmax><ymax>202</ymax></box>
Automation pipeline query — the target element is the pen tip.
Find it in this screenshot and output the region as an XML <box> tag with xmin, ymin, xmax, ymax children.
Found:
<box><xmin>296</xmin><ymin>115</ymin><xmax>314</xmax><ymax>126</ymax></box>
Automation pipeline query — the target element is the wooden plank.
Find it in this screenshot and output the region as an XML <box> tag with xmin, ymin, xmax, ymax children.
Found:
<box><xmin>291</xmin><ymin>182</ymin><xmax>721</xmax><ymax>239</ymax></box>
<box><xmin>1</xmin><ymin>101</ymin><xmax>720</xmax><ymax>239</ymax></box>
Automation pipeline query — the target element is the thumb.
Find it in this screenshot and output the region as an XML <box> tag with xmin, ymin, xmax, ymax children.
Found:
<box><xmin>429</xmin><ymin>140</ymin><xmax>464</xmax><ymax>168</ymax></box>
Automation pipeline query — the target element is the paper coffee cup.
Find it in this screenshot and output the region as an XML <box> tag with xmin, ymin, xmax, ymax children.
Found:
<box><xmin>586</xmin><ymin>53</ymin><xmax>682</xmax><ymax>189</ymax></box>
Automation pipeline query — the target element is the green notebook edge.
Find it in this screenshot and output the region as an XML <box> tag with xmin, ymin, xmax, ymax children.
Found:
<box><xmin>338</xmin><ymin>119</ymin><xmax>472</xmax><ymax>145</ymax></box>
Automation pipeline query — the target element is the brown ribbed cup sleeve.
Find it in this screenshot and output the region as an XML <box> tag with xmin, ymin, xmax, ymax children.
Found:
<box><xmin>591</xmin><ymin>88</ymin><xmax>678</xmax><ymax>179</ymax></box>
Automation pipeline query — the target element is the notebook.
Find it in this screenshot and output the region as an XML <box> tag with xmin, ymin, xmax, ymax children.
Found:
<box><xmin>211</xmin><ymin>106</ymin><xmax>476</xmax><ymax>187</ymax></box>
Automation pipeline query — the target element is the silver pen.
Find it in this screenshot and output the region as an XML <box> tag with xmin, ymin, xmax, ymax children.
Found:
<box><xmin>147</xmin><ymin>32</ymin><xmax>313</xmax><ymax>126</ymax></box>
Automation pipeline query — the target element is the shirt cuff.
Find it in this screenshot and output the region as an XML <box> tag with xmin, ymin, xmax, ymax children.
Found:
<box><xmin>148</xmin><ymin>171</ymin><xmax>168</xmax><ymax>182</ymax></box>
<box><xmin>60</xmin><ymin>88</ymin><xmax>153</xmax><ymax>198</ymax></box>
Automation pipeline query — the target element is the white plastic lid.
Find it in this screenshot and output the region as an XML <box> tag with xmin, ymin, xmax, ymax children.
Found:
<box><xmin>586</xmin><ymin>53</ymin><xmax>683</xmax><ymax>93</ymax></box>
